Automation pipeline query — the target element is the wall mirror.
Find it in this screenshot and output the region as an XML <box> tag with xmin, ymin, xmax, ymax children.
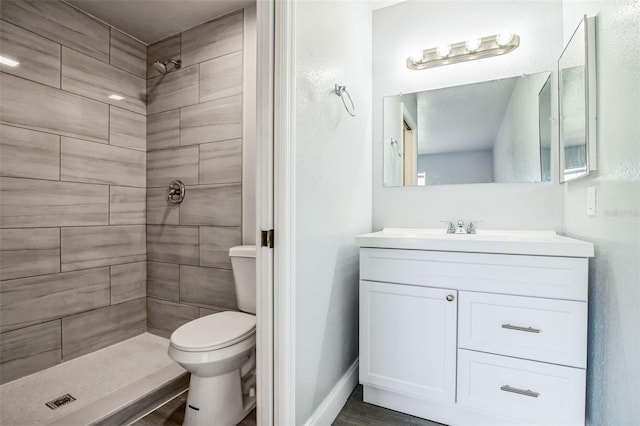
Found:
<box><xmin>383</xmin><ymin>72</ymin><xmax>552</xmax><ymax>187</ymax></box>
<box><xmin>559</xmin><ymin>15</ymin><xmax>597</xmax><ymax>182</ymax></box>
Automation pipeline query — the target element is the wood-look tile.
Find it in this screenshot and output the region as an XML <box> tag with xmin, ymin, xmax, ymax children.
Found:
<box><xmin>0</xmin><ymin>125</ymin><xmax>60</xmax><ymax>180</ymax></box>
<box><xmin>111</xmin><ymin>262</ymin><xmax>147</xmax><ymax>305</ymax></box>
<box><xmin>199</xmin><ymin>140</ymin><xmax>242</xmax><ymax>184</ymax></box>
<box><xmin>333</xmin><ymin>385</ymin><xmax>443</xmax><ymax>426</ymax></box>
<box><xmin>1</xmin><ymin>0</ymin><xmax>109</xmax><ymax>62</ymax></box>
<box><xmin>61</xmin><ymin>137</ymin><xmax>146</xmax><ymax>187</ymax></box>
<box><xmin>181</xmin><ymin>11</ymin><xmax>243</xmax><ymax>66</ymax></box>
<box><xmin>62</xmin><ymin>47</ymin><xmax>146</xmax><ymax>114</ymax></box>
<box><xmin>147</xmin><ymin>188</ymin><xmax>179</xmax><ymax>225</ymax></box>
<box><xmin>0</xmin><ymin>20</ymin><xmax>61</xmax><ymax>88</ymax></box>
<box><xmin>147</xmin><ymin>261</ymin><xmax>179</xmax><ymax>302</ymax></box>
<box><xmin>147</xmin><ymin>225</ymin><xmax>199</xmax><ymax>265</ymax></box>
<box><xmin>132</xmin><ymin>394</ymin><xmax>256</xmax><ymax>426</ymax></box>
<box><xmin>110</xmin><ymin>28</ymin><xmax>146</xmax><ymax>78</ymax></box>
<box><xmin>0</xmin><ymin>177</ymin><xmax>109</xmax><ymax>228</ymax></box>
<box><xmin>110</xmin><ymin>106</ymin><xmax>146</xmax><ymax>151</ymax></box>
<box><xmin>0</xmin><ymin>268</ymin><xmax>110</xmax><ymax>333</ymax></box>
<box><xmin>147</xmin><ymin>34</ymin><xmax>181</xmax><ymax>79</ymax></box>
<box><xmin>0</xmin><ymin>73</ymin><xmax>109</xmax><ymax>143</ymax></box>
<box><xmin>147</xmin><ymin>110</ymin><xmax>180</xmax><ymax>151</ymax></box>
<box><xmin>147</xmin><ymin>298</ymin><xmax>198</xmax><ymax>338</ymax></box>
<box><xmin>61</xmin><ymin>225</ymin><xmax>146</xmax><ymax>271</ymax></box>
<box><xmin>0</xmin><ymin>228</ymin><xmax>60</xmax><ymax>281</ymax></box>
<box><xmin>180</xmin><ymin>95</ymin><xmax>242</xmax><ymax>146</ymax></box>
<box><xmin>199</xmin><ymin>51</ymin><xmax>243</xmax><ymax>102</ymax></box>
<box><xmin>147</xmin><ymin>65</ymin><xmax>199</xmax><ymax>115</ymax></box>
<box><xmin>179</xmin><ymin>184</ymin><xmax>241</xmax><ymax>226</ymax></box>
<box><xmin>147</xmin><ymin>146</ymin><xmax>198</xmax><ymax>188</ymax></box>
<box><xmin>199</xmin><ymin>227</ymin><xmax>240</xmax><ymax>269</ymax></box>
<box><xmin>62</xmin><ymin>298</ymin><xmax>146</xmax><ymax>360</ymax></box>
<box><xmin>199</xmin><ymin>307</ymin><xmax>221</xmax><ymax>317</ymax></box>
<box><xmin>110</xmin><ymin>186</ymin><xmax>146</xmax><ymax>225</ymax></box>
<box><xmin>180</xmin><ymin>265</ymin><xmax>237</xmax><ymax>310</ymax></box>
<box><xmin>0</xmin><ymin>320</ymin><xmax>61</xmax><ymax>385</ymax></box>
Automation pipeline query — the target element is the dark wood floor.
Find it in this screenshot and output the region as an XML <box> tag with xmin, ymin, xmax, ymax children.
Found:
<box><xmin>134</xmin><ymin>385</ymin><xmax>441</xmax><ymax>425</ymax></box>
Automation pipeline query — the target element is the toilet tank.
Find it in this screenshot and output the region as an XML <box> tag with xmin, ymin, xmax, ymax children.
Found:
<box><xmin>229</xmin><ymin>245</ymin><xmax>256</xmax><ymax>314</ymax></box>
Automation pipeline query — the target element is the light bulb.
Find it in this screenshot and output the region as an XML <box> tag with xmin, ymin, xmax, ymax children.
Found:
<box><xmin>410</xmin><ymin>50</ymin><xmax>423</xmax><ymax>63</ymax></box>
<box><xmin>436</xmin><ymin>44</ymin><xmax>452</xmax><ymax>58</ymax></box>
<box><xmin>496</xmin><ymin>32</ymin><xmax>514</xmax><ymax>46</ymax></box>
<box><xmin>465</xmin><ymin>37</ymin><xmax>482</xmax><ymax>52</ymax></box>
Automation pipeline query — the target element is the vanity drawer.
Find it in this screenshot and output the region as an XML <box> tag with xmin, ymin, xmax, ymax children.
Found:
<box><xmin>459</xmin><ymin>291</ymin><xmax>587</xmax><ymax>367</ymax></box>
<box><xmin>359</xmin><ymin>248</ymin><xmax>588</xmax><ymax>300</ymax></box>
<box><xmin>457</xmin><ymin>349</ymin><xmax>585</xmax><ymax>426</ymax></box>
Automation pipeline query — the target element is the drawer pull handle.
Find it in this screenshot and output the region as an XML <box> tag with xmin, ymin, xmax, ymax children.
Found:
<box><xmin>501</xmin><ymin>324</ymin><xmax>541</xmax><ymax>333</ymax></box>
<box><xmin>500</xmin><ymin>385</ymin><xmax>540</xmax><ymax>398</ymax></box>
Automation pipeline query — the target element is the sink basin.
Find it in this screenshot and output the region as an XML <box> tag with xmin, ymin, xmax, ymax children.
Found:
<box><xmin>356</xmin><ymin>228</ymin><xmax>594</xmax><ymax>257</ymax></box>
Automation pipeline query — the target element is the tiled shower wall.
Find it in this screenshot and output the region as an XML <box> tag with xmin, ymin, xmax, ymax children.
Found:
<box><xmin>145</xmin><ymin>10</ymin><xmax>244</xmax><ymax>337</ymax></box>
<box><xmin>0</xmin><ymin>1</ymin><xmax>147</xmax><ymax>384</ymax></box>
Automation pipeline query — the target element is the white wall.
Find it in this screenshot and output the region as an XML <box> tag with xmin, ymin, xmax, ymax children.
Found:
<box><xmin>493</xmin><ymin>73</ymin><xmax>548</xmax><ymax>182</ymax></box>
<box><xmin>561</xmin><ymin>2</ymin><xmax>640</xmax><ymax>425</ymax></box>
<box><xmin>293</xmin><ymin>1</ymin><xmax>372</xmax><ymax>423</ymax></box>
<box><xmin>418</xmin><ymin>150</ymin><xmax>493</xmax><ymax>185</ymax></box>
<box><xmin>372</xmin><ymin>1</ymin><xmax>564</xmax><ymax>230</ymax></box>
<box><xmin>243</xmin><ymin>4</ymin><xmax>257</xmax><ymax>244</ymax></box>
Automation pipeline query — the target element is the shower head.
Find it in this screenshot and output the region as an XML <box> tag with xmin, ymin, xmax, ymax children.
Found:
<box><xmin>153</xmin><ymin>58</ymin><xmax>182</xmax><ymax>74</ymax></box>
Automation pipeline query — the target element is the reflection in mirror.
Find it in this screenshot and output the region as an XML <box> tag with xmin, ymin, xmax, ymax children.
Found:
<box><xmin>383</xmin><ymin>72</ymin><xmax>552</xmax><ymax>187</ymax></box>
<box><xmin>559</xmin><ymin>16</ymin><xmax>597</xmax><ymax>182</ymax></box>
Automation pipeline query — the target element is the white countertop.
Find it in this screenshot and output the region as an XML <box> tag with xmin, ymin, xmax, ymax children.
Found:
<box><xmin>356</xmin><ymin>228</ymin><xmax>594</xmax><ymax>257</ymax></box>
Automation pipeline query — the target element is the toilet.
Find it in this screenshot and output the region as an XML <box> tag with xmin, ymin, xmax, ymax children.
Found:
<box><xmin>168</xmin><ymin>245</ymin><xmax>257</xmax><ymax>426</ymax></box>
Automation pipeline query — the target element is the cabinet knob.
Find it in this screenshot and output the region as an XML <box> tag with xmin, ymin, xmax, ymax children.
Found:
<box><xmin>446</xmin><ymin>295</ymin><xmax>455</xmax><ymax>302</ymax></box>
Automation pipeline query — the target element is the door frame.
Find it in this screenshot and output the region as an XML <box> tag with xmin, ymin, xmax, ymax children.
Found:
<box><xmin>256</xmin><ymin>0</ymin><xmax>297</xmax><ymax>424</ymax></box>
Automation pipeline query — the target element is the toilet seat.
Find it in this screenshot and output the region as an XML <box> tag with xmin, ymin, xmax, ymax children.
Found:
<box><xmin>170</xmin><ymin>311</ymin><xmax>256</xmax><ymax>352</ymax></box>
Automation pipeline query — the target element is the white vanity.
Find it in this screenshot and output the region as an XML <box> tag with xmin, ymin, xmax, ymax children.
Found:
<box><xmin>356</xmin><ymin>228</ymin><xmax>594</xmax><ymax>426</ymax></box>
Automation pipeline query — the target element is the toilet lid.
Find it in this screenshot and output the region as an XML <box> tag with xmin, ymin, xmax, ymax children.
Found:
<box><xmin>170</xmin><ymin>311</ymin><xmax>256</xmax><ymax>352</ymax></box>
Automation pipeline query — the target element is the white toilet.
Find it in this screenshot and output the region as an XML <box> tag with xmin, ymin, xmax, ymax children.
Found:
<box><xmin>168</xmin><ymin>245</ymin><xmax>257</xmax><ymax>426</ymax></box>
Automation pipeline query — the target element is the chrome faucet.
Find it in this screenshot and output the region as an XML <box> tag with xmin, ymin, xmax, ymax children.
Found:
<box><xmin>443</xmin><ymin>220</ymin><xmax>481</xmax><ymax>234</ymax></box>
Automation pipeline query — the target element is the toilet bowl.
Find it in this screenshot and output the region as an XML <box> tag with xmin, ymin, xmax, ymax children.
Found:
<box><xmin>168</xmin><ymin>245</ymin><xmax>257</xmax><ymax>426</ymax></box>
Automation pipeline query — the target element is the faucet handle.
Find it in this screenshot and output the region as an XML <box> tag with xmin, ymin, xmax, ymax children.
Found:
<box><xmin>440</xmin><ymin>221</ymin><xmax>455</xmax><ymax>234</ymax></box>
<box><xmin>466</xmin><ymin>221</ymin><xmax>483</xmax><ymax>234</ymax></box>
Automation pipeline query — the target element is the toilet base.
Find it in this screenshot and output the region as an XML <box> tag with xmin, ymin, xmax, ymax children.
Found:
<box><xmin>183</xmin><ymin>370</ymin><xmax>255</xmax><ymax>426</ymax></box>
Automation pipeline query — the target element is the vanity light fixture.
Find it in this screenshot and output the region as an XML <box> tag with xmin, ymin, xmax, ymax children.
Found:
<box><xmin>0</xmin><ymin>55</ymin><xmax>19</xmax><ymax>67</ymax></box>
<box><xmin>108</xmin><ymin>94</ymin><xmax>125</xmax><ymax>101</ymax></box>
<box><xmin>407</xmin><ymin>32</ymin><xmax>520</xmax><ymax>70</ymax></box>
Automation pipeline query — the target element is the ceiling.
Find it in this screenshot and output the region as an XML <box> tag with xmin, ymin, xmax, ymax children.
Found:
<box><xmin>67</xmin><ymin>0</ymin><xmax>254</xmax><ymax>44</ymax></box>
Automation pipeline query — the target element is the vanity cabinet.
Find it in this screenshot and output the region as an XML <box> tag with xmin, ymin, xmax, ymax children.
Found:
<box><xmin>358</xmin><ymin>244</ymin><xmax>592</xmax><ymax>426</ymax></box>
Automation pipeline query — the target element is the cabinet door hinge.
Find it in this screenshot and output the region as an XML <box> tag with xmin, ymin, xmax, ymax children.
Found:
<box><xmin>261</xmin><ymin>229</ymin><xmax>274</xmax><ymax>248</ymax></box>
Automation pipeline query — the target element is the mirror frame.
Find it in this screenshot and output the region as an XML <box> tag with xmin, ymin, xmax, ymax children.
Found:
<box><xmin>559</xmin><ymin>15</ymin><xmax>597</xmax><ymax>183</ymax></box>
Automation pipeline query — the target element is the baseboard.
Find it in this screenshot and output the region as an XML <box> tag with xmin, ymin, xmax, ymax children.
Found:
<box><xmin>304</xmin><ymin>358</ymin><xmax>359</xmax><ymax>426</ymax></box>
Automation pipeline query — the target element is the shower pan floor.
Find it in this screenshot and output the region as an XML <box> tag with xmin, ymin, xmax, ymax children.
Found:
<box><xmin>0</xmin><ymin>333</ymin><xmax>187</xmax><ymax>426</ymax></box>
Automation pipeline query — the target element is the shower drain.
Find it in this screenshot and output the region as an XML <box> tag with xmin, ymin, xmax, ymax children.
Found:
<box><xmin>45</xmin><ymin>393</ymin><xmax>76</xmax><ymax>410</ymax></box>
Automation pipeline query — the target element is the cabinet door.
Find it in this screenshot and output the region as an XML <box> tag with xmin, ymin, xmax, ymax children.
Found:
<box><xmin>359</xmin><ymin>280</ymin><xmax>457</xmax><ymax>403</ymax></box>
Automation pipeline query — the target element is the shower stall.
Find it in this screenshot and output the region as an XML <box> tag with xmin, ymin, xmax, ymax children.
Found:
<box><xmin>0</xmin><ymin>0</ymin><xmax>256</xmax><ymax>423</ymax></box>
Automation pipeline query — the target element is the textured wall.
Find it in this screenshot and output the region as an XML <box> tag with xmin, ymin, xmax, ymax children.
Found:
<box><xmin>561</xmin><ymin>1</ymin><xmax>640</xmax><ymax>425</ymax></box>
<box><xmin>0</xmin><ymin>1</ymin><xmax>147</xmax><ymax>384</ymax></box>
<box><xmin>145</xmin><ymin>10</ymin><xmax>249</xmax><ymax>337</ymax></box>
<box><xmin>372</xmin><ymin>1</ymin><xmax>565</xmax><ymax>231</ymax></box>
<box><xmin>293</xmin><ymin>1</ymin><xmax>373</xmax><ymax>422</ymax></box>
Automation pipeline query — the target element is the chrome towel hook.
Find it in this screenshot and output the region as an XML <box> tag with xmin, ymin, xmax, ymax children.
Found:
<box><xmin>335</xmin><ymin>84</ymin><xmax>356</xmax><ymax>117</ymax></box>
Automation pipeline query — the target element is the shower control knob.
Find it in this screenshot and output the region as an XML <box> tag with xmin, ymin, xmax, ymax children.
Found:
<box><xmin>167</xmin><ymin>180</ymin><xmax>185</xmax><ymax>204</ymax></box>
<box><xmin>446</xmin><ymin>295</ymin><xmax>455</xmax><ymax>302</ymax></box>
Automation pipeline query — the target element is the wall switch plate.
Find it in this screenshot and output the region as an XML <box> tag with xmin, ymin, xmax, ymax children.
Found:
<box><xmin>587</xmin><ymin>186</ymin><xmax>596</xmax><ymax>216</ymax></box>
